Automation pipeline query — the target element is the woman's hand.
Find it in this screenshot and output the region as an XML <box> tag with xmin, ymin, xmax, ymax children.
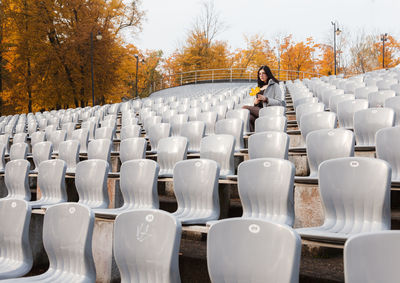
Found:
<box><xmin>258</xmin><ymin>94</ymin><xmax>268</xmax><ymax>103</ymax></box>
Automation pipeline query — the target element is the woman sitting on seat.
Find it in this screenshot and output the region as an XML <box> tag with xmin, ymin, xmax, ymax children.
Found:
<box><xmin>243</xmin><ymin>65</ymin><xmax>285</xmax><ymax>132</ymax></box>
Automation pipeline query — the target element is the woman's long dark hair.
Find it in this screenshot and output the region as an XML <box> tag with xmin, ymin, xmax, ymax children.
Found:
<box><xmin>257</xmin><ymin>65</ymin><xmax>279</xmax><ymax>87</ymax></box>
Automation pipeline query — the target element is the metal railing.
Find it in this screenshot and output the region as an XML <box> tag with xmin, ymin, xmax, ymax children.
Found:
<box><xmin>150</xmin><ymin>68</ymin><xmax>321</xmax><ymax>93</ymax></box>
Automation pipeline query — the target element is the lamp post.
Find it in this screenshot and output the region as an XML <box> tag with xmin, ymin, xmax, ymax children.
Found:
<box><xmin>90</xmin><ymin>31</ymin><xmax>102</xmax><ymax>106</ymax></box>
<box><xmin>133</xmin><ymin>55</ymin><xmax>145</xmax><ymax>99</ymax></box>
<box><xmin>331</xmin><ymin>21</ymin><xmax>341</xmax><ymax>75</ymax></box>
<box><xmin>134</xmin><ymin>54</ymin><xmax>139</xmax><ymax>98</ymax></box>
<box><xmin>381</xmin><ymin>33</ymin><xmax>388</xmax><ymax>69</ymax></box>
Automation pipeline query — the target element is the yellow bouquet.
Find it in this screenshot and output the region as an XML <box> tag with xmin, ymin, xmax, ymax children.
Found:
<box><xmin>249</xmin><ymin>87</ymin><xmax>260</xmax><ymax>96</ymax></box>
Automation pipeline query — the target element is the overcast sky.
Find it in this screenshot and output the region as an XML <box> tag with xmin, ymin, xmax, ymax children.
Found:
<box><xmin>124</xmin><ymin>0</ymin><xmax>400</xmax><ymax>57</ymax></box>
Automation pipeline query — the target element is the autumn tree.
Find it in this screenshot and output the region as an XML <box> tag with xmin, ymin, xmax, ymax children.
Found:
<box><xmin>231</xmin><ymin>34</ymin><xmax>277</xmax><ymax>78</ymax></box>
<box><xmin>0</xmin><ymin>0</ymin><xmax>145</xmax><ymax>114</ymax></box>
<box><xmin>164</xmin><ymin>1</ymin><xmax>230</xmax><ymax>86</ymax></box>
<box><xmin>280</xmin><ymin>36</ymin><xmax>317</xmax><ymax>79</ymax></box>
<box><xmin>315</xmin><ymin>43</ymin><xmax>334</xmax><ymax>76</ymax></box>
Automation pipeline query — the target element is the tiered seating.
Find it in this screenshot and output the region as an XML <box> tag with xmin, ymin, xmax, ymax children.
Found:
<box><xmin>2</xmin><ymin>69</ymin><xmax>400</xmax><ymax>281</ymax></box>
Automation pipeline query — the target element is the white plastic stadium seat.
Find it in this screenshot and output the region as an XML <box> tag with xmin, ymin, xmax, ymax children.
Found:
<box><xmin>248</xmin><ymin>131</ymin><xmax>289</xmax><ymax>160</ymax></box>
<box><xmin>180</xmin><ymin>121</ymin><xmax>205</xmax><ymax>153</ymax></box>
<box><xmin>344</xmin><ymin>231</ymin><xmax>400</xmax><ymax>283</ymax></box>
<box><xmin>157</xmin><ymin>137</ymin><xmax>188</xmax><ymax>177</ymax></box>
<box><xmin>296</xmin><ymin>157</ymin><xmax>391</xmax><ymax>242</ymax></box>
<box><xmin>94</xmin><ymin>159</ymin><xmax>159</xmax><ymax>217</ymax></box>
<box><xmin>75</xmin><ymin>159</ymin><xmax>110</xmax><ymax>209</ymax></box>
<box><xmin>353</xmin><ymin>108</ymin><xmax>394</xmax><ymax>146</ymax></box>
<box><xmin>0</xmin><ymin>199</ymin><xmax>32</xmax><ymax>280</ymax></box>
<box><xmin>255</xmin><ymin>116</ymin><xmax>287</xmax><ymax>132</ymax></box>
<box><xmin>376</xmin><ymin>126</ymin><xmax>400</xmax><ymax>181</ymax></box>
<box><xmin>215</xmin><ymin>118</ymin><xmax>244</xmax><ymax>151</ymax></box>
<box><xmin>28</xmin><ymin>159</ymin><xmax>67</xmax><ymax>208</ymax></box>
<box><xmin>208</xmin><ymin>218</ymin><xmax>301</xmax><ymax>283</ymax></box>
<box><xmin>2</xmin><ymin>203</ymin><xmax>96</xmax><ymax>282</ymax></box>
<box><xmin>4</xmin><ymin>159</ymin><xmax>30</xmax><ymax>200</ymax></box>
<box><xmin>58</xmin><ymin>140</ymin><xmax>80</xmax><ymax>173</ymax></box>
<box><xmin>305</xmin><ymin>129</ymin><xmax>355</xmax><ymax>178</ymax></box>
<box><xmin>172</xmin><ymin>159</ymin><xmax>220</xmax><ymax>224</ymax></box>
<box><xmin>200</xmin><ymin>134</ymin><xmax>235</xmax><ymax>178</ymax></box>
<box><xmin>119</xmin><ymin>137</ymin><xmax>147</xmax><ymax>163</ymax></box>
<box><xmin>337</xmin><ymin>99</ymin><xmax>368</xmax><ymax>128</ymax></box>
<box><xmin>238</xmin><ymin>158</ymin><xmax>295</xmax><ymax>226</ymax></box>
<box><xmin>114</xmin><ymin>209</ymin><xmax>181</xmax><ymax>283</ymax></box>
<box><xmin>299</xmin><ymin>112</ymin><xmax>337</xmax><ymax>145</ymax></box>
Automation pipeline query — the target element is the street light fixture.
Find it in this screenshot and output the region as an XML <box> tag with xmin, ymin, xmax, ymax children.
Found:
<box><xmin>90</xmin><ymin>31</ymin><xmax>102</xmax><ymax>106</ymax></box>
<box><xmin>381</xmin><ymin>33</ymin><xmax>388</xmax><ymax>69</ymax></box>
<box><xmin>134</xmin><ymin>54</ymin><xmax>145</xmax><ymax>99</ymax></box>
<box><xmin>331</xmin><ymin>21</ymin><xmax>342</xmax><ymax>76</ymax></box>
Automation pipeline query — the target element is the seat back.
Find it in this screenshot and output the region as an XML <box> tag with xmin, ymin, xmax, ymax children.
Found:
<box><xmin>49</xmin><ymin>130</ymin><xmax>67</xmax><ymax>153</ymax></box>
<box><xmin>37</xmin><ymin>159</ymin><xmax>67</xmax><ymax>203</ymax></box>
<box><xmin>58</xmin><ymin>140</ymin><xmax>80</xmax><ymax>173</ymax></box>
<box><xmin>43</xmin><ymin>203</ymin><xmax>96</xmax><ymax>280</ymax></box>
<box><xmin>5</xmin><ymin>159</ymin><xmax>30</xmax><ymax>200</ymax></box>
<box><xmin>13</xmin><ymin>133</ymin><xmax>27</xmax><ymax>144</ymax></box>
<box><xmin>75</xmin><ymin>159</ymin><xmax>109</xmax><ymax>208</ymax></box>
<box><xmin>88</xmin><ymin>139</ymin><xmax>112</xmax><ymax>165</ymax></box>
<box><xmin>120</xmin><ymin>124</ymin><xmax>141</xmax><ymax>140</ymax></box>
<box><xmin>354</xmin><ymin>108</ymin><xmax>395</xmax><ymax>146</ymax></box>
<box><xmin>198</xmin><ymin>111</ymin><xmax>218</xmax><ymax>135</ymax></box>
<box><xmin>143</xmin><ymin>115</ymin><xmax>162</xmax><ymax>132</ymax></box>
<box><xmin>187</xmin><ymin>107</ymin><xmax>201</xmax><ymax>121</ymax></box>
<box><xmin>147</xmin><ymin>123</ymin><xmax>171</xmax><ymax>152</ymax></box>
<box><xmin>157</xmin><ymin>137</ymin><xmax>188</xmax><ymax>177</ymax></box>
<box><xmin>384</xmin><ymin>96</ymin><xmax>400</xmax><ymax>126</ymax></box>
<box><xmin>120</xmin><ymin>160</ymin><xmax>160</xmax><ymax>209</ymax></box>
<box><xmin>114</xmin><ymin>209</ymin><xmax>181</xmax><ymax>283</ymax></box>
<box><xmin>0</xmin><ymin>134</ymin><xmax>10</xmax><ymax>154</ymax></box>
<box><xmin>44</xmin><ymin>125</ymin><xmax>56</xmax><ymax>140</ymax></box>
<box><xmin>9</xmin><ymin>142</ymin><xmax>28</xmax><ymax>161</ymax></box>
<box><xmin>293</xmin><ymin>97</ymin><xmax>318</xmax><ymax>110</ymax></box>
<box><xmin>259</xmin><ymin>105</ymin><xmax>286</xmax><ymax>117</ymax></box>
<box><xmin>95</xmin><ymin>126</ymin><xmax>115</xmax><ymax>140</ymax></box>
<box><xmin>329</xmin><ymin>94</ymin><xmax>355</xmax><ymax>113</ymax></box>
<box><xmin>212</xmin><ymin>105</ymin><xmax>228</xmax><ymax>120</ymax></box>
<box><xmin>319</xmin><ymin>157</ymin><xmax>391</xmax><ymax>234</ymax></box>
<box><xmin>180</xmin><ymin>121</ymin><xmax>205</xmax><ymax>153</ymax></box>
<box><xmin>306</xmin><ymin>129</ymin><xmax>355</xmax><ymax>177</ymax></box>
<box><xmin>170</xmin><ymin>114</ymin><xmax>189</xmax><ymax>136</ymax></box>
<box><xmin>200</xmin><ymin>134</ymin><xmax>235</xmax><ymax>177</ymax></box>
<box><xmin>226</xmin><ymin>109</ymin><xmax>250</xmax><ymax>134</ymax></box>
<box><xmin>61</xmin><ymin>122</ymin><xmax>76</xmax><ymax>140</ymax></box>
<box><xmin>368</xmin><ymin>90</ymin><xmax>396</xmax><ymax>108</ymax></box>
<box><xmin>81</xmin><ymin>120</ymin><xmax>96</xmax><ymax>140</ymax></box>
<box><xmin>344</xmin><ymin>231</ymin><xmax>400</xmax><ymax>283</ymax></box>
<box><xmin>354</xmin><ymin>86</ymin><xmax>378</xmax><ymax>99</ymax></box>
<box><xmin>0</xmin><ymin>143</ymin><xmax>5</xmax><ymax>172</ymax></box>
<box><xmin>295</xmin><ymin>102</ymin><xmax>325</xmax><ymax>127</ymax></box>
<box><xmin>30</xmin><ymin>131</ymin><xmax>45</xmax><ymax>148</ymax></box>
<box><xmin>207</xmin><ymin>218</ymin><xmax>301</xmax><ymax>283</ymax></box>
<box><xmin>255</xmin><ymin>115</ymin><xmax>287</xmax><ymax>132</ymax></box>
<box><xmin>215</xmin><ymin>118</ymin><xmax>244</xmax><ymax>151</ymax></box>
<box><xmin>71</xmin><ymin>128</ymin><xmax>89</xmax><ymax>153</ymax></box>
<box><xmin>238</xmin><ymin>158</ymin><xmax>295</xmax><ymax>226</ymax></box>
<box><xmin>337</xmin><ymin>99</ymin><xmax>369</xmax><ymax>128</ymax></box>
<box><xmin>27</xmin><ymin>122</ymin><xmax>37</xmax><ymax>135</ymax></box>
<box><xmin>173</xmin><ymin>159</ymin><xmax>220</xmax><ymax>224</ymax></box>
<box><xmin>120</xmin><ymin>137</ymin><xmax>147</xmax><ymax>163</ymax></box>
<box><xmin>32</xmin><ymin>141</ymin><xmax>53</xmax><ymax>172</ymax></box>
<box><xmin>376</xmin><ymin>126</ymin><xmax>400</xmax><ymax>181</ymax></box>
<box><xmin>300</xmin><ymin>112</ymin><xmax>337</xmax><ymax>143</ymax></box>
<box><xmin>248</xmin><ymin>131</ymin><xmax>289</xmax><ymax>160</ymax></box>
<box><xmin>0</xmin><ymin>199</ymin><xmax>32</xmax><ymax>279</ymax></box>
